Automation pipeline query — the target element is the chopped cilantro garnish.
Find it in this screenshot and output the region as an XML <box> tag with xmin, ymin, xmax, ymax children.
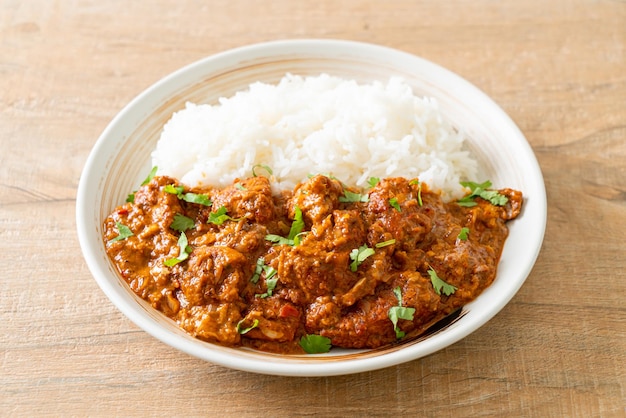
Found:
<box><xmin>265</xmin><ymin>206</ymin><xmax>306</xmax><ymax>246</ymax></box>
<box><xmin>182</xmin><ymin>192</ymin><xmax>212</xmax><ymax>206</ymax></box>
<box><xmin>256</xmin><ymin>276</ymin><xmax>278</xmax><ymax>298</ymax></box>
<box><xmin>389</xmin><ymin>197</ymin><xmax>401</xmax><ymax>212</ymax></box>
<box><xmin>288</xmin><ymin>206</ymin><xmax>305</xmax><ymax>239</ymax></box>
<box><xmin>208</xmin><ymin>206</ymin><xmax>242</xmax><ymax>225</ymax></box>
<box><xmin>299</xmin><ymin>334</ymin><xmax>332</xmax><ymax>354</ymax></box>
<box><xmin>164</xmin><ymin>185</ymin><xmax>212</xmax><ymax>207</ymax></box>
<box><xmin>141</xmin><ymin>166</ymin><xmax>158</xmax><ymax>186</ymax></box>
<box><xmin>457</xmin><ymin>227</ymin><xmax>470</xmax><ymax>241</ymax></box>
<box><xmin>164</xmin><ymin>232</ymin><xmax>192</xmax><ymax>267</ymax></box>
<box><xmin>349</xmin><ymin>245</ymin><xmax>375</xmax><ymax>272</ymax></box>
<box><xmin>125</xmin><ymin>166</ymin><xmax>158</xmax><ymax>203</ymax></box>
<box><xmin>109</xmin><ymin>222</ymin><xmax>133</xmax><ymax>243</ymax></box>
<box><xmin>458</xmin><ymin>180</ymin><xmax>508</xmax><ymax>207</ymax></box>
<box><xmin>252</xmin><ymin>164</ymin><xmax>273</xmax><ymax>177</ymax></box>
<box><xmin>265</xmin><ymin>234</ymin><xmax>294</xmax><ymax>246</ymax></box>
<box><xmin>409</xmin><ymin>179</ymin><xmax>423</xmax><ymax>206</ymax></box>
<box><xmin>236</xmin><ymin>318</ymin><xmax>259</xmax><ymax>335</ymax></box>
<box><xmin>235</xmin><ymin>183</ymin><xmax>247</xmax><ymax>191</ymax></box>
<box><xmin>163</xmin><ymin>184</ymin><xmax>184</xmax><ymax>195</ymax></box>
<box><xmin>368</xmin><ymin>177</ymin><xmax>380</xmax><ymax>188</ymax></box>
<box><xmin>388</xmin><ymin>286</ymin><xmax>416</xmax><ymax>339</ymax></box>
<box><xmin>339</xmin><ymin>190</ymin><xmax>369</xmax><ymax>203</ymax></box>
<box><xmin>375</xmin><ymin>239</ymin><xmax>396</xmax><ymax>248</ymax></box>
<box><xmin>428</xmin><ymin>267</ymin><xmax>457</xmax><ymax>296</ymax></box>
<box><xmin>170</xmin><ymin>213</ymin><xmax>195</xmax><ymax>232</ymax></box>
<box><xmin>251</xmin><ymin>257</ymin><xmax>265</xmax><ymax>284</ymax></box>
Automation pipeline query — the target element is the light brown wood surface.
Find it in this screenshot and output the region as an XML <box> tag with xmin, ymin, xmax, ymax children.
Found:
<box><xmin>1</xmin><ymin>1</ymin><xmax>624</xmax><ymax>416</ymax></box>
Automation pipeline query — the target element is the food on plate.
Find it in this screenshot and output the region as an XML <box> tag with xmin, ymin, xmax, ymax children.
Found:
<box><xmin>152</xmin><ymin>74</ymin><xmax>477</xmax><ymax>201</ymax></box>
<box><xmin>104</xmin><ymin>172</ymin><xmax>522</xmax><ymax>354</ymax></box>
<box><xmin>103</xmin><ymin>74</ymin><xmax>522</xmax><ymax>354</ymax></box>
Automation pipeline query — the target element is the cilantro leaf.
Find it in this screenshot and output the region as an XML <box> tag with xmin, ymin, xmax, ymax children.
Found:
<box><xmin>458</xmin><ymin>180</ymin><xmax>508</xmax><ymax>207</ymax></box>
<box><xmin>388</xmin><ymin>286</ymin><xmax>416</xmax><ymax>339</ymax></box>
<box><xmin>164</xmin><ymin>185</ymin><xmax>212</xmax><ymax>207</ymax></box>
<box><xmin>208</xmin><ymin>206</ymin><xmax>241</xmax><ymax>225</ymax></box>
<box><xmin>375</xmin><ymin>239</ymin><xmax>396</xmax><ymax>248</ymax></box>
<box><xmin>479</xmin><ymin>190</ymin><xmax>509</xmax><ymax>206</ymax></box>
<box><xmin>368</xmin><ymin>177</ymin><xmax>380</xmax><ymax>187</ymax></box>
<box><xmin>164</xmin><ymin>232</ymin><xmax>192</xmax><ymax>267</ymax></box>
<box><xmin>124</xmin><ymin>166</ymin><xmax>158</xmax><ymax>203</ymax></box>
<box><xmin>265</xmin><ymin>234</ymin><xmax>295</xmax><ymax>246</ymax></box>
<box><xmin>252</xmin><ymin>164</ymin><xmax>273</xmax><ymax>177</ymax></box>
<box><xmin>251</xmin><ymin>257</ymin><xmax>265</xmax><ymax>284</ymax></box>
<box><xmin>428</xmin><ymin>267</ymin><xmax>457</xmax><ymax>296</ymax></box>
<box><xmin>389</xmin><ymin>197</ymin><xmax>401</xmax><ymax>212</ymax></box>
<box><xmin>141</xmin><ymin>166</ymin><xmax>158</xmax><ymax>186</ymax></box>
<box><xmin>349</xmin><ymin>245</ymin><xmax>375</xmax><ymax>272</ymax></box>
<box><xmin>299</xmin><ymin>334</ymin><xmax>332</xmax><ymax>354</ymax></box>
<box><xmin>109</xmin><ymin>222</ymin><xmax>134</xmax><ymax>243</ymax></box>
<box><xmin>182</xmin><ymin>192</ymin><xmax>212</xmax><ymax>206</ymax></box>
<box><xmin>170</xmin><ymin>213</ymin><xmax>195</xmax><ymax>232</ymax></box>
<box><xmin>264</xmin><ymin>206</ymin><xmax>306</xmax><ymax>246</ymax></box>
<box><xmin>256</xmin><ymin>276</ymin><xmax>278</xmax><ymax>298</ymax></box>
<box><xmin>164</xmin><ymin>184</ymin><xmax>184</xmax><ymax>195</ymax></box>
<box><xmin>236</xmin><ymin>318</ymin><xmax>259</xmax><ymax>335</ymax></box>
<box><xmin>288</xmin><ymin>206</ymin><xmax>305</xmax><ymax>240</ymax></box>
<box><xmin>457</xmin><ymin>227</ymin><xmax>470</xmax><ymax>241</ymax></box>
<box><xmin>339</xmin><ymin>190</ymin><xmax>370</xmax><ymax>203</ymax></box>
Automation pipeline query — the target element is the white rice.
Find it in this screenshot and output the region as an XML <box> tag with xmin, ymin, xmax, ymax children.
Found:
<box><xmin>152</xmin><ymin>73</ymin><xmax>478</xmax><ymax>201</ymax></box>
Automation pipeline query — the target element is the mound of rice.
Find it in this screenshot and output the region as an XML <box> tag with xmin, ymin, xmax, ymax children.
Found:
<box><xmin>152</xmin><ymin>74</ymin><xmax>478</xmax><ymax>201</ymax></box>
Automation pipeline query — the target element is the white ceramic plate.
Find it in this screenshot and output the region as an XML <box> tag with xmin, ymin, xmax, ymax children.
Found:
<box><xmin>76</xmin><ymin>39</ymin><xmax>546</xmax><ymax>376</ymax></box>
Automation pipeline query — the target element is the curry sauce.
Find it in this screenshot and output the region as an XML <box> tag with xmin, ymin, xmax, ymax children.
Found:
<box><xmin>104</xmin><ymin>174</ymin><xmax>522</xmax><ymax>354</ymax></box>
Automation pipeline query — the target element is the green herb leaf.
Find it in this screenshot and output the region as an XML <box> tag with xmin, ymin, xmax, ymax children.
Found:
<box><xmin>456</xmin><ymin>198</ymin><xmax>478</xmax><ymax>207</ymax></box>
<box><xmin>388</xmin><ymin>286</ymin><xmax>416</xmax><ymax>339</ymax></box>
<box><xmin>208</xmin><ymin>206</ymin><xmax>241</xmax><ymax>225</ymax></box>
<box><xmin>236</xmin><ymin>318</ymin><xmax>259</xmax><ymax>335</ymax></box>
<box><xmin>125</xmin><ymin>192</ymin><xmax>135</xmax><ymax>203</ymax></box>
<box><xmin>164</xmin><ymin>232</ymin><xmax>192</xmax><ymax>267</ymax></box>
<box><xmin>458</xmin><ymin>180</ymin><xmax>508</xmax><ymax>207</ymax></box>
<box><xmin>461</xmin><ymin>180</ymin><xmax>492</xmax><ymax>191</ymax></box>
<box><xmin>287</xmin><ymin>206</ymin><xmax>305</xmax><ymax>240</ymax></box>
<box><xmin>170</xmin><ymin>213</ymin><xmax>195</xmax><ymax>232</ymax></box>
<box><xmin>479</xmin><ymin>190</ymin><xmax>509</xmax><ymax>206</ymax></box>
<box><xmin>375</xmin><ymin>239</ymin><xmax>396</xmax><ymax>248</ymax></box>
<box><xmin>428</xmin><ymin>267</ymin><xmax>457</xmax><ymax>296</ymax></box>
<box><xmin>457</xmin><ymin>227</ymin><xmax>470</xmax><ymax>241</ymax></box>
<box><xmin>251</xmin><ymin>257</ymin><xmax>265</xmax><ymax>284</ymax></box>
<box><xmin>299</xmin><ymin>334</ymin><xmax>332</xmax><ymax>354</ymax></box>
<box><xmin>235</xmin><ymin>183</ymin><xmax>247</xmax><ymax>191</ymax></box>
<box><xmin>265</xmin><ymin>234</ymin><xmax>294</xmax><ymax>246</ymax></box>
<box><xmin>164</xmin><ymin>184</ymin><xmax>184</xmax><ymax>195</ymax></box>
<box><xmin>339</xmin><ymin>190</ymin><xmax>369</xmax><ymax>203</ymax></box>
<box><xmin>349</xmin><ymin>245</ymin><xmax>375</xmax><ymax>272</ymax></box>
<box><xmin>109</xmin><ymin>222</ymin><xmax>134</xmax><ymax>243</ymax></box>
<box><xmin>164</xmin><ymin>183</ymin><xmax>213</xmax><ymax>207</ymax></box>
<box><xmin>252</xmin><ymin>164</ymin><xmax>273</xmax><ymax>177</ymax></box>
<box><xmin>141</xmin><ymin>166</ymin><xmax>158</xmax><ymax>186</ymax></box>
<box><xmin>256</xmin><ymin>276</ymin><xmax>278</xmax><ymax>298</ymax></box>
<box><xmin>368</xmin><ymin>177</ymin><xmax>380</xmax><ymax>188</ymax></box>
<box><xmin>389</xmin><ymin>197</ymin><xmax>401</xmax><ymax>212</ymax></box>
<box><xmin>264</xmin><ymin>206</ymin><xmax>306</xmax><ymax>247</ymax></box>
<box><xmin>182</xmin><ymin>192</ymin><xmax>212</xmax><ymax>206</ymax></box>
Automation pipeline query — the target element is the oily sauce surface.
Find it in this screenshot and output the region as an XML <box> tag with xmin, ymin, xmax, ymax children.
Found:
<box><xmin>104</xmin><ymin>175</ymin><xmax>522</xmax><ymax>354</ymax></box>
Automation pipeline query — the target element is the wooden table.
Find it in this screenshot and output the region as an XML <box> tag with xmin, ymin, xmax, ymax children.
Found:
<box><xmin>2</xmin><ymin>1</ymin><xmax>624</xmax><ymax>416</ymax></box>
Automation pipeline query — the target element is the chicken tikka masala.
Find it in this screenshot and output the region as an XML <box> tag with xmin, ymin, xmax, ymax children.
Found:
<box><xmin>104</xmin><ymin>172</ymin><xmax>522</xmax><ymax>354</ymax></box>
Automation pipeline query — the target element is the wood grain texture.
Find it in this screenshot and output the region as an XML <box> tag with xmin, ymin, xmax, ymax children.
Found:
<box><xmin>1</xmin><ymin>0</ymin><xmax>624</xmax><ymax>416</ymax></box>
